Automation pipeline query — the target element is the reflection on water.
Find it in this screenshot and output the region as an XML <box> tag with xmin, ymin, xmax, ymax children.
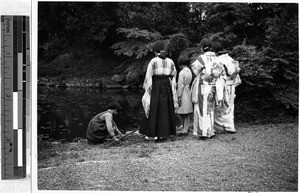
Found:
<box><xmin>38</xmin><ymin>87</ymin><xmax>144</xmax><ymax>142</ymax></box>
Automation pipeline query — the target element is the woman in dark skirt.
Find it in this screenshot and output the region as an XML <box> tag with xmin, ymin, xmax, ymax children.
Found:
<box><xmin>140</xmin><ymin>40</ymin><xmax>178</xmax><ymax>142</ymax></box>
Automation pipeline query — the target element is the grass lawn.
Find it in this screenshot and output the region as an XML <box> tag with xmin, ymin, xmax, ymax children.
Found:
<box><xmin>38</xmin><ymin>122</ymin><xmax>298</xmax><ymax>191</ymax></box>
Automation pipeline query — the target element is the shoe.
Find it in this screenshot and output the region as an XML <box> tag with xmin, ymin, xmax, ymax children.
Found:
<box><xmin>144</xmin><ymin>136</ymin><xmax>157</xmax><ymax>141</ymax></box>
<box><xmin>209</xmin><ymin>134</ymin><xmax>216</xmax><ymax>139</ymax></box>
<box><xmin>155</xmin><ymin>138</ymin><xmax>168</xmax><ymax>143</ymax></box>
<box><xmin>225</xmin><ymin>130</ymin><xmax>236</xmax><ymax>134</ymax></box>
<box><xmin>177</xmin><ymin>132</ymin><xmax>188</xmax><ymax>136</ymax></box>
<box><xmin>199</xmin><ymin>136</ymin><xmax>209</xmax><ymax>140</ymax></box>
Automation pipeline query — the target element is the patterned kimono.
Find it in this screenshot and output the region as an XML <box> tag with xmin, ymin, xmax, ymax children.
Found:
<box><xmin>214</xmin><ymin>54</ymin><xmax>242</xmax><ymax>132</ymax></box>
<box><xmin>191</xmin><ymin>51</ymin><xmax>224</xmax><ymax>138</ymax></box>
<box><xmin>140</xmin><ymin>56</ymin><xmax>177</xmax><ymax>138</ymax></box>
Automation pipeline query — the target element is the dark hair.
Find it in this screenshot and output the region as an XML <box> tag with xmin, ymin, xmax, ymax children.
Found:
<box><xmin>212</xmin><ymin>41</ymin><xmax>223</xmax><ymax>56</ymax></box>
<box><xmin>153</xmin><ymin>40</ymin><xmax>167</xmax><ymax>59</ymax></box>
<box><xmin>177</xmin><ymin>55</ymin><xmax>190</xmax><ymax>66</ymax></box>
<box><xmin>199</xmin><ymin>38</ymin><xmax>212</xmax><ymax>52</ymax></box>
<box><xmin>108</xmin><ymin>101</ymin><xmax>122</xmax><ymax>111</ymax></box>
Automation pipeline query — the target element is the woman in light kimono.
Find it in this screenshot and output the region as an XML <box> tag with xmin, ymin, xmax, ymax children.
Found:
<box><xmin>175</xmin><ymin>55</ymin><xmax>193</xmax><ymax>135</ymax></box>
<box><xmin>212</xmin><ymin>41</ymin><xmax>242</xmax><ymax>133</ymax></box>
<box><xmin>191</xmin><ymin>38</ymin><xmax>225</xmax><ymax>139</ymax></box>
<box><xmin>140</xmin><ymin>40</ymin><xmax>177</xmax><ymax>142</ymax></box>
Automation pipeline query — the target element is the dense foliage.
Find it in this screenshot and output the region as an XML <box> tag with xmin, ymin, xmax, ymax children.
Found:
<box><xmin>38</xmin><ymin>2</ymin><xmax>298</xmax><ymax>113</ymax></box>
<box><xmin>110</xmin><ymin>28</ymin><xmax>163</xmax><ymax>59</ymax></box>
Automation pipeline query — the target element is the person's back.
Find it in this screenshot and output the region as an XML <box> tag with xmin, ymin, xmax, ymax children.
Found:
<box><xmin>175</xmin><ymin>55</ymin><xmax>193</xmax><ymax>135</ymax></box>
<box><xmin>149</xmin><ymin>57</ymin><xmax>175</xmax><ymax>76</ymax></box>
<box><xmin>212</xmin><ymin>41</ymin><xmax>241</xmax><ymax>134</ymax></box>
<box><xmin>217</xmin><ymin>53</ymin><xmax>241</xmax><ymax>86</ymax></box>
<box><xmin>140</xmin><ymin>40</ymin><xmax>177</xmax><ymax>142</ymax></box>
<box><xmin>86</xmin><ymin>110</ymin><xmax>110</xmax><ymax>144</ymax></box>
<box><xmin>190</xmin><ymin>38</ymin><xmax>225</xmax><ymax>139</ymax></box>
<box><xmin>197</xmin><ymin>51</ymin><xmax>222</xmax><ymax>84</ymax></box>
<box><xmin>176</xmin><ymin>55</ymin><xmax>193</xmax><ymax>114</ymax></box>
<box><xmin>178</xmin><ymin>67</ymin><xmax>193</xmax><ymax>88</ymax></box>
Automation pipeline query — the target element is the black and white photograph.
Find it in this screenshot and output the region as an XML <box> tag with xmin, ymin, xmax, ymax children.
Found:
<box><xmin>36</xmin><ymin>1</ymin><xmax>298</xmax><ymax>191</ymax></box>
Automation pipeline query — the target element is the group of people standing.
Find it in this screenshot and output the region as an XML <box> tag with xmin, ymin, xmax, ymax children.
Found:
<box><xmin>86</xmin><ymin>37</ymin><xmax>241</xmax><ymax>145</ymax></box>
<box><xmin>140</xmin><ymin>38</ymin><xmax>241</xmax><ymax>142</ymax></box>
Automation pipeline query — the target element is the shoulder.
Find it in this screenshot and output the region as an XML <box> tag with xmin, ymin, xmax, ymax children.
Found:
<box><xmin>149</xmin><ymin>57</ymin><xmax>158</xmax><ymax>64</ymax></box>
<box><xmin>165</xmin><ymin>58</ymin><xmax>175</xmax><ymax>69</ymax></box>
<box><xmin>180</xmin><ymin>68</ymin><xmax>191</xmax><ymax>75</ymax></box>
<box><xmin>205</xmin><ymin>51</ymin><xmax>216</xmax><ymax>56</ymax></box>
<box><xmin>178</xmin><ymin>69</ymin><xmax>184</xmax><ymax>76</ymax></box>
<box><xmin>165</xmin><ymin>57</ymin><xmax>174</xmax><ymax>64</ymax></box>
<box><xmin>218</xmin><ymin>53</ymin><xmax>234</xmax><ymax>62</ymax></box>
<box><xmin>225</xmin><ymin>54</ymin><xmax>234</xmax><ymax>61</ymax></box>
<box><xmin>203</xmin><ymin>52</ymin><xmax>217</xmax><ymax>59</ymax></box>
<box><xmin>197</xmin><ymin>55</ymin><xmax>206</xmax><ymax>65</ymax></box>
<box><xmin>185</xmin><ymin>67</ymin><xmax>192</xmax><ymax>73</ymax></box>
<box><xmin>101</xmin><ymin>110</ymin><xmax>112</xmax><ymax>119</ymax></box>
<box><xmin>149</xmin><ymin>57</ymin><xmax>162</xmax><ymax>64</ymax></box>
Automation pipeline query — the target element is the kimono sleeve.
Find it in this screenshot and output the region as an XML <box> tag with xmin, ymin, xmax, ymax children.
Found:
<box><xmin>170</xmin><ymin>60</ymin><xmax>178</xmax><ymax>108</ymax></box>
<box><xmin>191</xmin><ymin>56</ymin><xmax>205</xmax><ymax>76</ymax></box>
<box><xmin>177</xmin><ymin>71</ymin><xmax>184</xmax><ymax>98</ymax></box>
<box><xmin>170</xmin><ymin>60</ymin><xmax>177</xmax><ymax>86</ymax></box>
<box><xmin>143</xmin><ymin>59</ymin><xmax>154</xmax><ymax>93</ymax></box>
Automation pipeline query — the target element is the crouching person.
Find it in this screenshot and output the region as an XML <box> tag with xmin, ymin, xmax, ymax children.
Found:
<box><xmin>86</xmin><ymin>102</ymin><xmax>124</xmax><ymax>145</ymax></box>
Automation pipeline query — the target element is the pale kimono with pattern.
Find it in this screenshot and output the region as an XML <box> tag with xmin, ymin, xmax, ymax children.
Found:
<box><xmin>214</xmin><ymin>54</ymin><xmax>242</xmax><ymax>132</ymax></box>
<box><xmin>142</xmin><ymin>56</ymin><xmax>177</xmax><ymax>118</ymax></box>
<box><xmin>175</xmin><ymin>67</ymin><xmax>193</xmax><ymax>114</ymax></box>
<box><xmin>191</xmin><ymin>51</ymin><xmax>225</xmax><ymax>137</ymax></box>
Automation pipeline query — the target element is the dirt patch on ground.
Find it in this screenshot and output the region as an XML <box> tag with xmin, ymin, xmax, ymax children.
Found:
<box><xmin>38</xmin><ymin>122</ymin><xmax>298</xmax><ymax>191</ymax></box>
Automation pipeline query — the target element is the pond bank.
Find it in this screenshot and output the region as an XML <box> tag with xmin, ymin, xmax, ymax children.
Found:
<box><xmin>38</xmin><ymin>122</ymin><xmax>298</xmax><ymax>191</ymax></box>
<box><xmin>38</xmin><ymin>76</ymin><xmax>142</xmax><ymax>89</ymax></box>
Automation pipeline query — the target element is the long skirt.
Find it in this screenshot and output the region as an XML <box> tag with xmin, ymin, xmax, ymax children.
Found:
<box><xmin>214</xmin><ymin>85</ymin><xmax>236</xmax><ymax>132</ymax></box>
<box><xmin>140</xmin><ymin>75</ymin><xmax>176</xmax><ymax>138</ymax></box>
<box><xmin>193</xmin><ymin>84</ymin><xmax>215</xmax><ymax>138</ymax></box>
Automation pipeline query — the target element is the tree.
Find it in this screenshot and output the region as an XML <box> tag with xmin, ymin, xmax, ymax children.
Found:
<box><xmin>38</xmin><ymin>2</ymin><xmax>119</xmax><ymax>61</ymax></box>
<box><xmin>198</xmin><ymin>3</ymin><xmax>298</xmax><ymax>112</ymax></box>
<box><xmin>257</xmin><ymin>3</ymin><xmax>298</xmax><ymax>112</ymax></box>
<box><xmin>110</xmin><ymin>28</ymin><xmax>163</xmax><ymax>59</ymax></box>
<box><xmin>201</xmin><ymin>3</ymin><xmax>254</xmax><ymax>48</ymax></box>
<box><xmin>115</xmin><ymin>2</ymin><xmax>191</xmax><ymax>37</ymax></box>
<box><xmin>38</xmin><ymin>2</ymin><xmax>298</xmax><ymax>114</ymax></box>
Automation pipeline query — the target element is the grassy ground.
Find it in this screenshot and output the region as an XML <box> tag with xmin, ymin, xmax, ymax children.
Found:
<box><xmin>38</xmin><ymin>122</ymin><xmax>298</xmax><ymax>191</ymax></box>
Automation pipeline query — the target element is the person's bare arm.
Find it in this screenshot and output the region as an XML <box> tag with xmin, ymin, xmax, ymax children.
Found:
<box><xmin>102</xmin><ymin>113</ymin><xmax>115</xmax><ymax>136</ymax></box>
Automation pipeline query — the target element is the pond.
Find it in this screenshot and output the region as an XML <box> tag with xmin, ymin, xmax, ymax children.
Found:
<box><xmin>38</xmin><ymin>86</ymin><xmax>145</xmax><ymax>142</ymax></box>
<box><xmin>37</xmin><ymin>85</ymin><xmax>294</xmax><ymax>142</ymax></box>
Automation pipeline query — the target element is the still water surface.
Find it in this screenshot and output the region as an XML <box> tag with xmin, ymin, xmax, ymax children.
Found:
<box><xmin>38</xmin><ymin>87</ymin><xmax>144</xmax><ymax>142</ymax></box>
